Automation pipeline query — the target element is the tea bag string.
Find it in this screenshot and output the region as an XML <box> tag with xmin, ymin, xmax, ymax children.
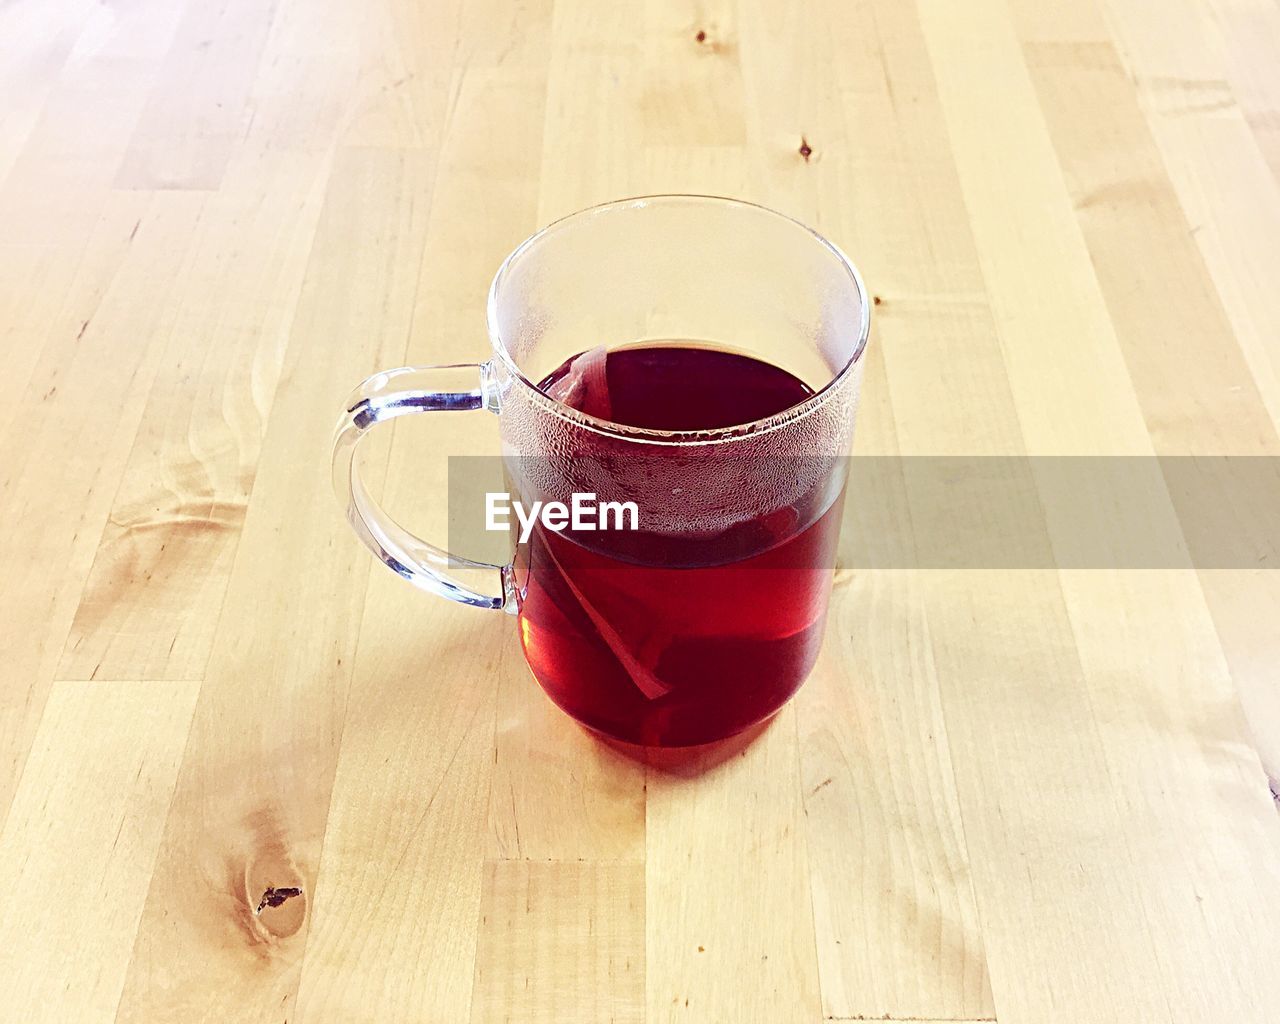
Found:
<box><xmin>537</xmin><ymin>536</ymin><xmax>673</xmax><ymax>701</ymax></box>
<box><xmin>544</xmin><ymin>345</ymin><xmax>614</xmax><ymax>421</ymax></box>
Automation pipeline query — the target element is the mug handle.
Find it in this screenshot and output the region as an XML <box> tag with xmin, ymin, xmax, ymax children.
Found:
<box><xmin>332</xmin><ymin>363</ymin><xmax>515</xmax><ymax>612</ymax></box>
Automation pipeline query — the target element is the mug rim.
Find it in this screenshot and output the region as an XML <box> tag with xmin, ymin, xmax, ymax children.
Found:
<box><xmin>485</xmin><ymin>194</ymin><xmax>871</xmax><ymax>446</ymax></box>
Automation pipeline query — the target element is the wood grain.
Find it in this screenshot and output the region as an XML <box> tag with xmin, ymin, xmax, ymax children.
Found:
<box><xmin>0</xmin><ymin>194</ymin><xmax>202</xmax><ymax>823</ymax></box>
<box><xmin>57</xmin><ymin>138</ymin><xmax>330</xmax><ymax>682</ymax></box>
<box><xmin>470</xmin><ymin>860</ymin><xmax>645</xmax><ymax>1023</ymax></box>
<box><xmin>917</xmin><ymin>3</ymin><xmax>1280</xmax><ymax>1022</ymax></box>
<box><xmin>799</xmin><ymin>575</ymin><xmax>992</xmax><ymax>1021</ymax></box>
<box><xmin>645</xmin><ymin>708</ymin><xmax>822</xmax><ymax>1024</ymax></box>
<box><xmin>3</xmin><ymin>0</ymin><xmax>1279</xmax><ymax>1021</ymax></box>
<box><xmin>0</xmin><ymin>680</ymin><xmax>199</xmax><ymax>1023</ymax></box>
<box><xmin>113</xmin><ymin>146</ymin><xmax>437</xmax><ymax>1024</ymax></box>
<box><xmin>1097</xmin><ymin>0</ymin><xmax>1280</xmax><ymax>801</ymax></box>
<box><xmin>792</xmin><ymin>4</ymin><xmax>996</xmax><ymax>1014</ymax></box>
<box><xmin>114</xmin><ymin>0</ymin><xmax>279</xmax><ymax>189</ymax></box>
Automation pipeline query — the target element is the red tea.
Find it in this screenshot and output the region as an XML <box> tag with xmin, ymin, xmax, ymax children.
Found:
<box><xmin>512</xmin><ymin>344</ymin><xmax>844</xmax><ymax>746</ymax></box>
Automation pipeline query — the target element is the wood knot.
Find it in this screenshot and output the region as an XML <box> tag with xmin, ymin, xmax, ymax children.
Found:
<box><xmin>256</xmin><ymin>886</ymin><xmax>303</xmax><ymax>914</ymax></box>
<box><xmin>247</xmin><ymin>876</ymin><xmax>307</xmax><ymax>942</ymax></box>
<box><xmin>692</xmin><ymin>27</ymin><xmax>733</xmax><ymax>54</ymax></box>
<box><xmin>240</xmin><ymin>821</ymin><xmax>308</xmax><ymax>945</ymax></box>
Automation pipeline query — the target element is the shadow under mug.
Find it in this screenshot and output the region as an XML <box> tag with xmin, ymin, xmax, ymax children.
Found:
<box><xmin>333</xmin><ymin>195</ymin><xmax>870</xmax><ymax>747</ymax></box>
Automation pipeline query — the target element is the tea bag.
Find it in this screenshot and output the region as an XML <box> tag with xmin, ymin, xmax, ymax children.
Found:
<box><xmin>541</xmin><ymin>541</ymin><xmax>673</xmax><ymax>701</ymax></box>
<box><xmin>540</xmin><ymin>345</ymin><xmax>671</xmax><ymax>699</ymax></box>
<box><xmin>546</xmin><ymin>344</ymin><xmax>614</xmax><ymax>421</ymax></box>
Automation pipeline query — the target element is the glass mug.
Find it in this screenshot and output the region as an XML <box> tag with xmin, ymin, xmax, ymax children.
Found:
<box><xmin>333</xmin><ymin>196</ymin><xmax>869</xmax><ymax>746</ymax></box>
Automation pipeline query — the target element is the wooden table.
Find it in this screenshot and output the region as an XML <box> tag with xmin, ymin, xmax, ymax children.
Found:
<box><xmin>3</xmin><ymin>0</ymin><xmax>1279</xmax><ymax>1021</ymax></box>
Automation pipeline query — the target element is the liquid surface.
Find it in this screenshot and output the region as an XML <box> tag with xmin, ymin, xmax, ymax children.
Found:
<box><xmin>512</xmin><ymin>343</ymin><xmax>842</xmax><ymax>746</ymax></box>
<box><xmin>537</xmin><ymin>343</ymin><xmax>817</xmax><ymax>430</ymax></box>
